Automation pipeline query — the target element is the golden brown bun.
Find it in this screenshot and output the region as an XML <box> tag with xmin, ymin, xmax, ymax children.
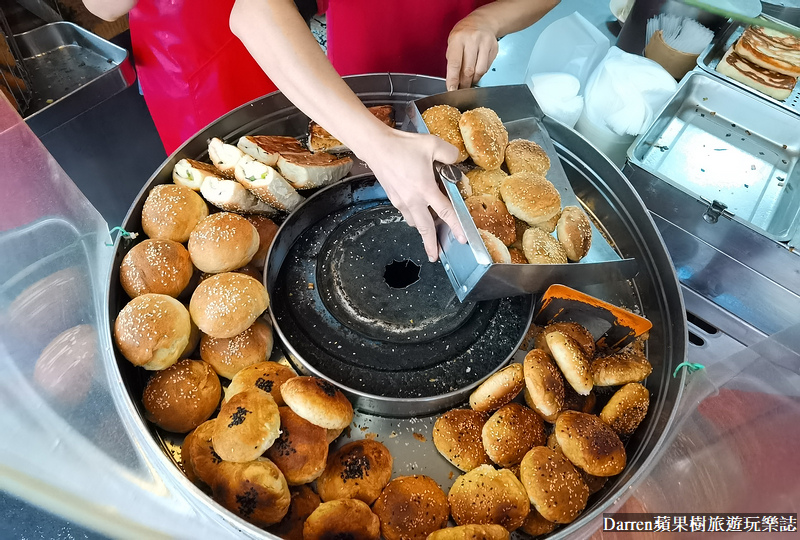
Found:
<box><xmin>580</xmin><ymin>468</ymin><xmax>608</xmax><ymax>495</ymax></box>
<box><xmin>303</xmin><ymin>498</ymin><xmax>380</xmax><ymax>540</ymax></box>
<box><xmin>499</xmin><ymin>173</ymin><xmax>561</xmax><ymax>227</ymax></box>
<box><xmin>433</xmin><ymin>409</ymin><xmax>491</xmax><ymax>472</ymax></box>
<box><xmin>226</xmin><ymin>360</ymin><xmax>297</xmax><ymax>406</ymax></box>
<box><xmin>200</xmin><ymin>319</ymin><xmax>274</xmax><ymax>379</ymax></box>
<box><xmin>212</xmin><ymin>458</ymin><xmax>290</xmax><ymax>528</ymax></box>
<box><xmin>180</xmin><ymin>311</ymin><xmax>201</xmax><ymax>358</ymax></box>
<box><xmin>466</xmin><ymin>195</ymin><xmax>516</xmax><ymax>246</ymax></box>
<box><xmin>422</xmin><ymin>105</ymin><xmax>469</xmax><ymax>162</ymax></box>
<box><xmin>504</xmin><ymin>139</ymin><xmax>551</xmax><ymax>176</ymax></box>
<box><xmin>114</xmin><ymin>294</ymin><xmax>191</xmax><ymax>370</ymax></box>
<box><xmin>600</xmin><ymin>382</ymin><xmax>650</xmax><ymax>436</ymax></box>
<box><xmin>181</xmin><ymin>419</ymin><xmax>225</xmax><ymax>487</ymax></box>
<box><xmin>508</xmin><ymin>248</ymin><xmax>528</xmax><ymax>264</ymax></box>
<box><xmin>523</xmin><ymin>349</ymin><xmax>565</xmax><ymax>421</ymax></box>
<box><xmin>469</xmin><ymin>363</ymin><xmax>524</xmax><ymax>412</ymax></box>
<box><xmin>513</xmin><ymin>217</ymin><xmax>529</xmax><ymax>248</ymax></box>
<box><xmin>120</xmin><ymin>240</ymin><xmax>194</xmax><ymax>299</ymax></box>
<box><xmin>546</xmin><ymin>331</ymin><xmax>593</xmax><ymax>395</ymax></box>
<box><xmin>326</xmin><ymin>427</ymin><xmax>345</xmax><ymax>444</ymax></box>
<box><xmin>280</xmin><ymin>376</ymin><xmax>354</xmax><ymax>430</ymax></box>
<box><xmin>244</xmin><ymin>215</ymin><xmax>279</xmax><ymax>270</ymax></box>
<box><xmin>592</xmin><ymin>340</ymin><xmax>652</xmax><ymax>386</ymax></box>
<box><xmin>563</xmin><ymin>385</ymin><xmax>596</xmax><ymax>415</ymax></box>
<box><xmin>372</xmin><ymin>475</ymin><xmax>450</xmax><ymax>540</ymax></box>
<box><xmin>316</xmin><ymin>439</ymin><xmax>393</xmax><ymax>504</ymax></box>
<box><xmin>481</xmin><ymin>403</ymin><xmax>546</xmax><ymax>467</ymax></box>
<box><xmin>537</xmin><ymin>210</ymin><xmax>561</xmax><ymax>234</ymax></box>
<box><xmin>519</xmin><ymin>507</ymin><xmax>557</xmax><ymax>536</ymax></box>
<box><xmin>427</xmin><ymin>524</ymin><xmax>510</xmax><ymax>540</ymax></box>
<box><xmin>519</xmin><ymin>446</ymin><xmax>588</xmax><ymax>524</ymax></box>
<box><xmin>535</xmin><ymin>322</ymin><xmax>596</xmax><ymax>358</ymax></box>
<box><xmin>478</xmin><ymin>229</ymin><xmax>511</xmax><ymax>264</ymax></box>
<box><xmin>142</xmin><ymin>359</ymin><xmax>221</xmax><ymax>433</ymax></box>
<box><xmin>523</xmin><ymin>387</ymin><xmax>559</xmax><ymax>423</ymax></box>
<box><xmin>212</xmin><ymin>388</ymin><xmax>280</xmax><ymax>462</ymax></box>
<box><xmin>187</xmin><ymin>212</ymin><xmax>260</xmax><ymax>274</ymax></box>
<box><xmin>522</xmin><ymin>227</ymin><xmax>568</xmax><ymax>264</ymax></box>
<box><xmin>459</xmin><ymin>107</ymin><xmax>509</xmax><ymax>170</ymax></box>
<box><xmin>557</xmin><ymin>206</ymin><xmax>592</xmax><ymax>262</ymax></box>
<box><xmin>466</xmin><ymin>168</ymin><xmax>508</xmax><ymax>199</ymax></box>
<box><xmin>448</xmin><ymin>464</ymin><xmax>530</xmax><ymax>531</ymax></box>
<box><xmin>266</xmin><ymin>407</ymin><xmax>328</xmax><ymax>485</ymax></box>
<box><xmin>141</xmin><ymin>184</ymin><xmax>209</xmax><ymax>243</ymax></box>
<box><xmin>269</xmin><ymin>485</ymin><xmax>320</xmax><ymax>540</ymax></box>
<box><xmin>34</xmin><ymin>324</ymin><xmax>97</xmax><ymax>408</ymax></box>
<box><xmin>189</xmin><ymin>272</ymin><xmax>269</xmax><ymax>339</ymax></box>
<box><xmin>555</xmin><ymin>411</ymin><xmax>626</xmax><ymax>477</ymax></box>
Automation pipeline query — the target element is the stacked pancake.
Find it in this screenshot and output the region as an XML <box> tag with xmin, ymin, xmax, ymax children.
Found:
<box><xmin>717</xmin><ymin>23</ymin><xmax>800</xmax><ymax>101</ymax></box>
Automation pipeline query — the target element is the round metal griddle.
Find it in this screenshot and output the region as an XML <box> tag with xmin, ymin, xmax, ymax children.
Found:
<box><xmin>267</xmin><ymin>175</ymin><xmax>532</xmax><ymax>415</ymax></box>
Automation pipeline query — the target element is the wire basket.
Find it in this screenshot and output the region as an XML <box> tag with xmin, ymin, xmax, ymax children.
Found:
<box><xmin>0</xmin><ymin>7</ymin><xmax>34</xmax><ymax>114</ymax></box>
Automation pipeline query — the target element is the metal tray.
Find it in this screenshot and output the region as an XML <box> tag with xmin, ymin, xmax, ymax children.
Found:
<box><xmin>629</xmin><ymin>70</ymin><xmax>800</xmax><ymax>243</ymax></box>
<box><xmin>407</xmin><ymin>86</ymin><xmax>638</xmax><ymax>303</ymax></box>
<box><xmin>107</xmin><ymin>75</ymin><xmax>687</xmax><ymax>538</ymax></box>
<box><xmin>15</xmin><ymin>22</ymin><xmax>135</xmax><ymax>136</ymax></box>
<box><xmin>696</xmin><ymin>16</ymin><xmax>800</xmax><ymax>117</ymax></box>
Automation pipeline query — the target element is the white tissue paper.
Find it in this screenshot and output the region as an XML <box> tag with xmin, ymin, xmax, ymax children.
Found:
<box><xmin>583</xmin><ymin>47</ymin><xmax>678</xmax><ymax>137</ymax></box>
<box><xmin>529</xmin><ymin>73</ymin><xmax>584</xmax><ymax>128</ymax></box>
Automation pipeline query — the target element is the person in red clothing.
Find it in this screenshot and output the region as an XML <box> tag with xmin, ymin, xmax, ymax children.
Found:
<box><xmin>83</xmin><ymin>0</ymin><xmax>558</xmax><ymax>260</ymax></box>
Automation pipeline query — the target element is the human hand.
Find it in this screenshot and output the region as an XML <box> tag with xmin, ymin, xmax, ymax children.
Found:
<box><xmin>360</xmin><ymin>128</ymin><xmax>467</xmax><ymax>262</ymax></box>
<box><xmin>446</xmin><ymin>11</ymin><xmax>499</xmax><ymax>91</ymax></box>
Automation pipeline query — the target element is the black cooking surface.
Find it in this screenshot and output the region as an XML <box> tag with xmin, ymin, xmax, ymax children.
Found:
<box><xmin>271</xmin><ymin>180</ymin><xmax>531</xmax><ymax>399</ymax></box>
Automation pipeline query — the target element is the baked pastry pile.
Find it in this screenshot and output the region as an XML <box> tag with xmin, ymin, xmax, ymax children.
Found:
<box><xmin>423</xmin><ymin>105</ymin><xmax>593</xmax><ymax>265</ymax></box>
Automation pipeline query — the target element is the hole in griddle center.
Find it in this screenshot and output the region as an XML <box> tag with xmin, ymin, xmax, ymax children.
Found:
<box><xmin>383</xmin><ymin>259</ymin><xmax>421</xmax><ymax>289</ymax></box>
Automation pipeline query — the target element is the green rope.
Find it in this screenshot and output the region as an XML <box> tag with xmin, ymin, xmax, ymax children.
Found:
<box><xmin>105</xmin><ymin>226</ymin><xmax>137</xmax><ymax>246</ymax></box>
<box><xmin>672</xmin><ymin>361</ymin><xmax>705</xmax><ymax>378</ymax></box>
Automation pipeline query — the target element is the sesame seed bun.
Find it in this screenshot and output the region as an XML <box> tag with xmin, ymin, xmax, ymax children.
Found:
<box><xmin>508</xmin><ymin>248</ymin><xmax>528</xmax><ymax>264</ymax></box>
<box><xmin>422</xmin><ymin>105</ymin><xmax>469</xmax><ymax>163</ymax></box>
<box><xmin>433</xmin><ymin>409</ymin><xmax>491</xmax><ymax>472</ymax></box>
<box><xmin>372</xmin><ymin>475</ymin><xmax>449</xmax><ymax>540</ymax></box>
<box><xmin>555</xmin><ymin>411</ymin><xmax>626</xmax><ymax>477</ymax></box>
<box><xmin>459</xmin><ymin>107</ymin><xmax>509</xmax><ymax>170</ymax></box>
<box><xmin>114</xmin><ymin>293</ymin><xmax>191</xmax><ymax>370</ymax></box>
<box><xmin>519</xmin><ymin>446</ymin><xmax>588</xmax><ymax>524</ymax></box>
<box><xmin>211</xmin><ymin>458</ymin><xmax>290</xmax><ymax>528</ymax></box>
<box><xmin>200</xmin><ymin>319</ymin><xmax>274</xmax><ymax>379</ymax></box>
<box><xmin>534</xmin><ymin>322</ymin><xmax>596</xmax><ymax>358</ymax></box>
<box><xmin>120</xmin><ymin>239</ymin><xmax>194</xmax><ymax>299</ymax></box>
<box><xmin>599</xmin><ymin>382</ymin><xmax>650</xmax><ymax>436</ymax></box>
<box><xmin>448</xmin><ymin>464</ymin><xmax>530</xmax><ymax>531</ymax></box>
<box><xmin>316</xmin><ymin>439</ymin><xmax>393</xmax><ymax>504</ymax></box>
<box><xmin>189</xmin><ymin>272</ymin><xmax>269</xmax><ymax>339</ymax></box>
<box><xmin>499</xmin><ymin>173</ymin><xmax>561</xmax><ymax>227</ymax></box>
<box><xmin>469</xmin><ymin>363</ymin><xmax>525</xmax><ymax>412</ymax></box>
<box><xmin>580</xmin><ymin>468</ymin><xmax>608</xmax><ymax>495</ymax></box>
<box><xmin>522</xmin><ymin>227</ymin><xmax>568</xmax><ymax>264</ymax></box>
<box><xmin>427</xmin><ymin>524</ymin><xmax>510</xmax><ymax>540</ymax></box>
<box><xmin>225</xmin><ymin>361</ymin><xmax>297</xmax><ymax>405</ymax></box>
<box><xmin>505</xmin><ymin>139</ymin><xmax>551</xmax><ymax>176</ymax></box>
<box><xmin>142</xmin><ymin>359</ymin><xmax>221</xmax><ymax>433</ymax></box>
<box><xmin>557</xmin><ymin>206</ymin><xmax>592</xmax><ymax>262</ymax></box>
<box><xmin>280</xmin><ymin>376</ymin><xmax>354</xmax><ymax>430</ymax></box>
<box><xmin>244</xmin><ymin>215</ymin><xmax>279</xmax><ymax>270</ymax></box>
<box><xmin>478</xmin><ymin>229</ymin><xmax>512</xmax><ymax>264</ymax></box>
<box><xmin>181</xmin><ymin>418</ymin><xmax>224</xmax><ymax>487</ymax></box>
<box><xmin>266</xmin><ymin>407</ymin><xmax>329</xmax><ymax>485</ymax></box>
<box><xmin>519</xmin><ymin>507</ymin><xmax>557</xmax><ymax>537</ymax></box>
<box><xmin>591</xmin><ymin>340</ymin><xmax>652</xmax><ymax>386</ymax></box>
<box><xmin>141</xmin><ymin>184</ymin><xmax>209</xmax><ymax>243</ymax></box>
<box><xmin>268</xmin><ymin>485</ymin><xmax>320</xmax><ymax>540</ymax></box>
<box><xmin>187</xmin><ymin>212</ymin><xmax>260</xmax><ymax>274</ymax></box>
<box><xmin>467</xmin><ymin>195</ymin><xmax>516</xmax><ymax>246</ymax></box>
<box><xmin>481</xmin><ymin>403</ymin><xmax>546</xmax><ymax>467</ymax></box>
<box><xmin>303</xmin><ymin>498</ymin><xmax>380</xmax><ymax>540</ymax></box>
<box><xmin>466</xmin><ymin>168</ymin><xmax>508</xmax><ymax>199</ymax></box>
<box><xmin>546</xmin><ymin>331</ymin><xmax>593</xmax><ymax>395</ymax></box>
<box><xmin>523</xmin><ymin>348</ymin><xmax>565</xmax><ymax>421</ymax></box>
<box><xmin>212</xmin><ymin>388</ymin><xmax>280</xmax><ymax>462</ymax></box>
<box><xmin>34</xmin><ymin>324</ymin><xmax>97</xmax><ymax>408</ymax></box>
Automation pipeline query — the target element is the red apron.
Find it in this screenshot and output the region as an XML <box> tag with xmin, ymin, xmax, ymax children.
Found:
<box><xmin>129</xmin><ymin>0</ymin><xmax>491</xmax><ymax>154</ymax></box>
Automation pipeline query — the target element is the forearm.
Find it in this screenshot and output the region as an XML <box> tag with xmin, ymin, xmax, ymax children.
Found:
<box><xmin>81</xmin><ymin>0</ymin><xmax>136</xmax><ymax>21</ymax></box>
<box><xmin>229</xmin><ymin>0</ymin><xmax>389</xmax><ymax>161</ymax></box>
<box><xmin>474</xmin><ymin>0</ymin><xmax>560</xmax><ymax>38</ymax></box>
